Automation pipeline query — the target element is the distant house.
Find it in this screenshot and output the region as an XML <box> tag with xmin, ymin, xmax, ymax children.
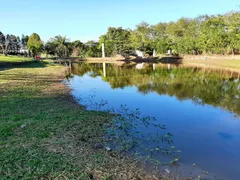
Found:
<box><xmin>136</xmin><ymin>50</ymin><xmax>144</xmax><ymax>58</ymax></box>
<box><xmin>19</xmin><ymin>48</ymin><xmax>28</xmax><ymax>53</ymax></box>
<box><xmin>19</xmin><ymin>47</ymin><xmax>28</xmax><ymax>54</ymax></box>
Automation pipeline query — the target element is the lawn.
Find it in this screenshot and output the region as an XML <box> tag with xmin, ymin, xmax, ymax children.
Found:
<box><xmin>0</xmin><ymin>56</ymin><xmax>203</xmax><ymax>180</ymax></box>
<box><xmin>0</xmin><ymin>55</ymin><xmax>34</xmax><ymax>64</ymax></box>
<box><xmin>0</xmin><ymin>61</ymin><xmax>158</xmax><ymax>180</ymax></box>
<box><xmin>183</xmin><ymin>59</ymin><xmax>240</xmax><ymax>71</ymax></box>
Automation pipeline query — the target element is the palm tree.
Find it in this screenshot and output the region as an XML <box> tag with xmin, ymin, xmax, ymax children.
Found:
<box><xmin>51</xmin><ymin>35</ymin><xmax>72</xmax><ymax>58</ymax></box>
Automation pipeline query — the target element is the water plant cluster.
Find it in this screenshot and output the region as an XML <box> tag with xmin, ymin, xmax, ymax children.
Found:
<box><xmin>74</xmin><ymin>91</ymin><xmax>181</xmax><ymax>168</ymax></box>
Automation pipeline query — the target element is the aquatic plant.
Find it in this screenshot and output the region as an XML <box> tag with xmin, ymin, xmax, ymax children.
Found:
<box><xmin>77</xmin><ymin>92</ymin><xmax>181</xmax><ymax>167</ymax></box>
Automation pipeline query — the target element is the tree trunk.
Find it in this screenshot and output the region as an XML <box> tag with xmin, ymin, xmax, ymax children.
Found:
<box><xmin>3</xmin><ymin>49</ymin><xmax>8</xmax><ymax>56</ymax></box>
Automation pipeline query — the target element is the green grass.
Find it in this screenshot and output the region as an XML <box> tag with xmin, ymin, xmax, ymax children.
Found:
<box><xmin>0</xmin><ymin>61</ymin><xmax>155</xmax><ymax>179</ymax></box>
<box><xmin>0</xmin><ymin>54</ymin><xmax>33</xmax><ymax>63</ymax></box>
<box><xmin>183</xmin><ymin>59</ymin><xmax>240</xmax><ymax>70</ymax></box>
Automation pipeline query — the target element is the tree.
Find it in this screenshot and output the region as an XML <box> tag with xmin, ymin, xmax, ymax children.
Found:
<box><xmin>8</xmin><ymin>35</ymin><xmax>21</xmax><ymax>54</ymax></box>
<box><xmin>151</xmin><ymin>23</ymin><xmax>170</xmax><ymax>54</ymax></box>
<box><xmin>27</xmin><ymin>33</ymin><xmax>43</xmax><ymax>57</ymax></box>
<box><xmin>44</xmin><ymin>41</ymin><xmax>57</xmax><ymax>57</ymax></box>
<box><xmin>166</xmin><ymin>18</ymin><xmax>196</xmax><ymax>54</ymax></box>
<box><xmin>130</xmin><ymin>22</ymin><xmax>153</xmax><ymax>53</ymax></box>
<box><xmin>52</xmin><ymin>36</ymin><xmax>72</xmax><ymax>58</ymax></box>
<box><xmin>197</xmin><ymin>15</ymin><xmax>228</xmax><ymax>54</ymax></box>
<box><xmin>44</xmin><ymin>36</ymin><xmax>73</xmax><ymax>58</ymax></box>
<box><xmin>21</xmin><ymin>34</ymin><xmax>29</xmax><ymax>49</ymax></box>
<box><xmin>71</xmin><ymin>40</ymin><xmax>85</xmax><ymax>57</ymax></box>
<box><xmin>0</xmin><ymin>33</ymin><xmax>20</xmax><ymax>55</ymax></box>
<box><xmin>0</xmin><ymin>31</ymin><xmax>5</xmax><ymax>54</ymax></box>
<box><xmin>225</xmin><ymin>11</ymin><xmax>240</xmax><ymax>55</ymax></box>
<box><xmin>71</xmin><ymin>40</ymin><xmax>84</xmax><ymax>49</ymax></box>
<box><xmin>99</xmin><ymin>27</ymin><xmax>132</xmax><ymax>57</ymax></box>
<box><xmin>84</xmin><ymin>41</ymin><xmax>102</xmax><ymax>57</ymax></box>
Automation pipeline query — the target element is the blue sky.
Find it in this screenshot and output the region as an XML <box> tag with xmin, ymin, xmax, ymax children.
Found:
<box><xmin>0</xmin><ymin>0</ymin><xmax>239</xmax><ymax>42</ymax></box>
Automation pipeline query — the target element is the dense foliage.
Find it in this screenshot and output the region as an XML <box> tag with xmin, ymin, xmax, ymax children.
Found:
<box><xmin>44</xmin><ymin>38</ymin><xmax>102</xmax><ymax>58</ymax></box>
<box><xmin>1</xmin><ymin>10</ymin><xmax>239</xmax><ymax>57</ymax></box>
<box><xmin>45</xmin><ymin>36</ymin><xmax>72</xmax><ymax>58</ymax></box>
<box><xmin>0</xmin><ymin>32</ymin><xmax>28</xmax><ymax>56</ymax></box>
<box><xmin>27</xmin><ymin>33</ymin><xmax>43</xmax><ymax>57</ymax></box>
<box><xmin>99</xmin><ymin>27</ymin><xmax>132</xmax><ymax>57</ymax></box>
<box><xmin>102</xmin><ymin>11</ymin><xmax>240</xmax><ymax>56</ymax></box>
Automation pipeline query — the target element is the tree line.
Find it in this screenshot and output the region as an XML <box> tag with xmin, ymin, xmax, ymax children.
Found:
<box><xmin>100</xmin><ymin>11</ymin><xmax>240</xmax><ymax>56</ymax></box>
<box><xmin>0</xmin><ymin>10</ymin><xmax>239</xmax><ymax>58</ymax></box>
<box><xmin>0</xmin><ymin>32</ymin><xmax>29</xmax><ymax>56</ymax></box>
<box><xmin>0</xmin><ymin>31</ymin><xmax>102</xmax><ymax>58</ymax></box>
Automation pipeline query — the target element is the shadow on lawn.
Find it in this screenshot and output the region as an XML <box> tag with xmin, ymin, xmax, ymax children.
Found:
<box><xmin>0</xmin><ymin>61</ymin><xmax>48</xmax><ymax>71</ymax></box>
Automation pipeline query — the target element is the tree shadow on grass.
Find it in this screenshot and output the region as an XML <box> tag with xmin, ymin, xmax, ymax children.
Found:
<box><xmin>0</xmin><ymin>61</ymin><xmax>48</xmax><ymax>71</ymax></box>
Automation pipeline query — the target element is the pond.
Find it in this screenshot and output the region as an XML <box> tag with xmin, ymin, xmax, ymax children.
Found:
<box><xmin>67</xmin><ymin>62</ymin><xmax>240</xmax><ymax>180</ymax></box>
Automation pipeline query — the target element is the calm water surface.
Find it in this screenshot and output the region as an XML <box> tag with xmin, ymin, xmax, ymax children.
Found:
<box><xmin>68</xmin><ymin>63</ymin><xmax>240</xmax><ymax>180</ymax></box>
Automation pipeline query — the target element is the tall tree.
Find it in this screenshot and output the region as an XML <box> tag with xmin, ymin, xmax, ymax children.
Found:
<box><xmin>0</xmin><ymin>34</ymin><xmax>20</xmax><ymax>55</ymax></box>
<box><xmin>197</xmin><ymin>15</ymin><xmax>228</xmax><ymax>54</ymax></box>
<box><xmin>51</xmin><ymin>36</ymin><xmax>72</xmax><ymax>58</ymax></box>
<box><xmin>21</xmin><ymin>35</ymin><xmax>29</xmax><ymax>49</ymax></box>
<box><xmin>71</xmin><ymin>40</ymin><xmax>85</xmax><ymax>57</ymax></box>
<box><xmin>166</xmin><ymin>18</ymin><xmax>196</xmax><ymax>54</ymax></box>
<box><xmin>27</xmin><ymin>33</ymin><xmax>43</xmax><ymax>57</ymax></box>
<box><xmin>0</xmin><ymin>31</ymin><xmax>5</xmax><ymax>54</ymax></box>
<box><xmin>225</xmin><ymin>11</ymin><xmax>240</xmax><ymax>55</ymax></box>
<box><xmin>99</xmin><ymin>27</ymin><xmax>132</xmax><ymax>57</ymax></box>
<box><xmin>130</xmin><ymin>22</ymin><xmax>153</xmax><ymax>53</ymax></box>
<box><xmin>151</xmin><ymin>23</ymin><xmax>170</xmax><ymax>54</ymax></box>
<box><xmin>44</xmin><ymin>41</ymin><xmax>57</xmax><ymax>57</ymax></box>
<box><xmin>84</xmin><ymin>41</ymin><xmax>102</xmax><ymax>57</ymax></box>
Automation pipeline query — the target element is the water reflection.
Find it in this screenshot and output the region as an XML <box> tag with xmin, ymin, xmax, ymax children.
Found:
<box><xmin>103</xmin><ymin>63</ymin><xmax>106</xmax><ymax>77</ymax></box>
<box><xmin>71</xmin><ymin>62</ymin><xmax>240</xmax><ymax>115</ymax></box>
<box><xmin>68</xmin><ymin>62</ymin><xmax>240</xmax><ymax>180</ymax></box>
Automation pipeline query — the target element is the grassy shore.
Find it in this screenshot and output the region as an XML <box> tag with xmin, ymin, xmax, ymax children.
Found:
<box><xmin>1</xmin><ymin>60</ymin><xmax>166</xmax><ymax>179</ymax></box>
<box><xmin>2</xmin><ymin>55</ymin><xmax>218</xmax><ymax>179</ymax></box>
<box><xmin>182</xmin><ymin>59</ymin><xmax>240</xmax><ymax>71</ymax></box>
